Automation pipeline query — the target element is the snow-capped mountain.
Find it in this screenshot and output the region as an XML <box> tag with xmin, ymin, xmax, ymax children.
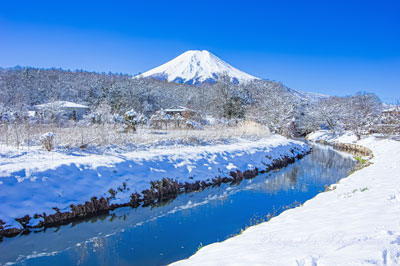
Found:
<box><xmin>135</xmin><ymin>50</ymin><xmax>260</xmax><ymax>85</ymax></box>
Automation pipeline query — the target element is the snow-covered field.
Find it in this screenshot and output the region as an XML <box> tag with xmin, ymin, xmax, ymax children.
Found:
<box><xmin>0</xmin><ymin>123</ymin><xmax>270</xmax><ymax>148</ymax></box>
<box><xmin>0</xmin><ymin>135</ymin><xmax>309</xmax><ymax>231</ymax></box>
<box><xmin>171</xmin><ymin>132</ymin><xmax>400</xmax><ymax>266</ymax></box>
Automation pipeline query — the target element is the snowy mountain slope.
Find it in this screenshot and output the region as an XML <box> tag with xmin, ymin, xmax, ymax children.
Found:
<box><xmin>134</xmin><ymin>49</ymin><xmax>329</xmax><ymax>101</ymax></box>
<box><xmin>134</xmin><ymin>50</ymin><xmax>260</xmax><ymax>85</ymax></box>
<box><xmin>296</xmin><ymin>91</ymin><xmax>329</xmax><ymax>102</ymax></box>
<box><xmin>289</xmin><ymin>88</ymin><xmax>330</xmax><ymax>102</ymax></box>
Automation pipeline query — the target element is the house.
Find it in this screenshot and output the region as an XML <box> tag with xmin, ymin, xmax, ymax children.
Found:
<box><xmin>382</xmin><ymin>108</ymin><xmax>400</xmax><ymax>119</ymax></box>
<box><xmin>149</xmin><ymin>107</ymin><xmax>200</xmax><ymax>129</ymax></box>
<box><xmin>164</xmin><ymin>106</ymin><xmax>197</xmax><ymax>119</ymax></box>
<box><xmin>34</xmin><ymin>101</ymin><xmax>89</xmax><ymax>121</ymax></box>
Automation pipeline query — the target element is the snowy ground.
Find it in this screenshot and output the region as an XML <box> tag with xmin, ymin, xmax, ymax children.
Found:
<box><xmin>306</xmin><ymin>130</ymin><xmax>359</xmax><ymax>144</ymax></box>
<box><xmin>0</xmin><ymin>135</ymin><xmax>309</xmax><ymax>230</ymax></box>
<box><xmin>0</xmin><ymin>123</ymin><xmax>269</xmax><ymax>148</ymax></box>
<box><xmin>171</xmin><ymin>131</ymin><xmax>400</xmax><ymax>266</ymax></box>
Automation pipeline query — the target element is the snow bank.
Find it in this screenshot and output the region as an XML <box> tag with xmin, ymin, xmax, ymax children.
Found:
<box><xmin>171</xmin><ymin>134</ymin><xmax>400</xmax><ymax>266</ymax></box>
<box><xmin>306</xmin><ymin>130</ymin><xmax>358</xmax><ymax>144</ymax></box>
<box><xmin>0</xmin><ymin>135</ymin><xmax>309</xmax><ymax>229</ymax></box>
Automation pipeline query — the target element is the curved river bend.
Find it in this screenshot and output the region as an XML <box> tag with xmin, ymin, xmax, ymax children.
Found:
<box><xmin>0</xmin><ymin>145</ymin><xmax>356</xmax><ymax>266</ymax></box>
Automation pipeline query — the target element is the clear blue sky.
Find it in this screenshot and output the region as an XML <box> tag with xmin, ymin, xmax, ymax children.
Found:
<box><xmin>1</xmin><ymin>0</ymin><xmax>399</xmax><ymax>102</ymax></box>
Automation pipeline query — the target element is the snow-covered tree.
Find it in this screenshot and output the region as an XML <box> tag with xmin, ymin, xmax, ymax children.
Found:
<box><xmin>246</xmin><ymin>80</ymin><xmax>299</xmax><ymax>136</ymax></box>
<box><xmin>84</xmin><ymin>101</ymin><xmax>113</xmax><ymax>124</ymax></box>
<box><xmin>123</xmin><ymin>109</ymin><xmax>147</xmax><ymax>132</ymax></box>
<box><xmin>344</xmin><ymin>92</ymin><xmax>382</xmax><ymax>139</ymax></box>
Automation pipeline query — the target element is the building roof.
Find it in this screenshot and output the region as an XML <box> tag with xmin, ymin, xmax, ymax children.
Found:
<box><xmin>35</xmin><ymin>101</ymin><xmax>89</xmax><ymax>109</ymax></box>
<box><xmin>164</xmin><ymin>106</ymin><xmax>195</xmax><ymax>112</ymax></box>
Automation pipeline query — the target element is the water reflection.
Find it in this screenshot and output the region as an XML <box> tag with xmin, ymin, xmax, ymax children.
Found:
<box><xmin>250</xmin><ymin>145</ymin><xmax>355</xmax><ymax>195</ymax></box>
<box><xmin>0</xmin><ymin>145</ymin><xmax>356</xmax><ymax>266</ymax></box>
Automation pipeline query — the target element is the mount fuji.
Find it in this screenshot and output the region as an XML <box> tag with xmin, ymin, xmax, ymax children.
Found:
<box><xmin>134</xmin><ymin>50</ymin><xmax>260</xmax><ymax>85</ymax></box>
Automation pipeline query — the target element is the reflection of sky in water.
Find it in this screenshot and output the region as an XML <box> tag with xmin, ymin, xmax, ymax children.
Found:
<box><xmin>0</xmin><ymin>145</ymin><xmax>356</xmax><ymax>266</ymax></box>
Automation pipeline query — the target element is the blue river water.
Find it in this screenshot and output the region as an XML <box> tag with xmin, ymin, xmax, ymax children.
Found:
<box><xmin>0</xmin><ymin>144</ymin><xmax>356</xmax><ymax>266</ymax></box>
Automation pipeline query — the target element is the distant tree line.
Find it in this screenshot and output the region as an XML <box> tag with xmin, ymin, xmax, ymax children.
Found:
<box><xmin>0</xmin><ymin>66</ymin><xmax>396</xmax><ymax>138</ymax></box>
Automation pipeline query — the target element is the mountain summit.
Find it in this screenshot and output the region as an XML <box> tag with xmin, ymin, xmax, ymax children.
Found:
<box><xmin>135</xmin><ymin>50</ymin><xmax>260</xmax><ymax>85</ymax></box>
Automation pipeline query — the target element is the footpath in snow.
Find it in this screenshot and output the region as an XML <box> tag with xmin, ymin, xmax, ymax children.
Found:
<box><xmin>171</xmin><ymin>132</ymin><xmax>400</xmax><ymax>266</ymax></box>
<box><xmin>0</xmin><ymin>135</ymin><xmax>309</xmax><ymax>232</ymax></box>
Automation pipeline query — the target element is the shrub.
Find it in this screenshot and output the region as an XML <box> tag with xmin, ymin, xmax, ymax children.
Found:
<box><xmin>123</xmin><ymin>109</ymin><xmax>145</xmax><ymax>132</ymax></box>
<box><xmin>40</xmin><ymin>132</ymin><xmax>56</xmax><ymax>151</ymax></box>
<box><xmin>354</xmin><ymin>156</ymin><xmax>367</xmax><ymax>165</ymax></box>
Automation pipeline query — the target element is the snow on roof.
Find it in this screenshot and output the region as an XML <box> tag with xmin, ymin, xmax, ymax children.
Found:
<box><xmin>28</xmin><ymin>111</ymin><xmax>36</xmax><ymax>117</ymax></box>
<box><xmin>164</xmin><ymin>106</ymin><xmax>195</xmax><ymax>112</ymax></box>
<box><xmin>382</xmin><ymin>104</ymin><xmax>399</xmax><ymax>112</ymax></box>
<box><xmin>35</xmin><ymin>101</ymin><xmax>89</xmax><ymax>109</ymax></box>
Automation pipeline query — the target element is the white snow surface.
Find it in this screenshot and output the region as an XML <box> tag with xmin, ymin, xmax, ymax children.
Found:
<box><xmin>0</xmin><ymin>135</ymin><xmax>309</xmax><ymax>229</ymax></box>
<box><xmin>171</xmin><ymin>133</ymin><xmax>400</xmax><ymax>266</ymax></box>
<box><xmin>296</xmin><ymin>91</ymin><xmax>330</xmax><ymax>102</ymax></box>
<box><xmin>35</xmin><ymin>101</ymin><xmax>89</xmax><ymax>109</ymax></box>
<box><xmin>307</xmin><ymin>130</ymin><xmax>359</xmax><ymax>144</ymax></box>
<box><xmin>135</xmin><ymin>50</ymin><xmax>260</xmax><ymax>84</ymax></box>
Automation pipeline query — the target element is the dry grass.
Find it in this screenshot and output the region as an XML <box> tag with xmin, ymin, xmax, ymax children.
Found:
<box><xmin>0</xmin><ymin>120</ymin><xmax>271</xmax><ymax>150</ymax></box>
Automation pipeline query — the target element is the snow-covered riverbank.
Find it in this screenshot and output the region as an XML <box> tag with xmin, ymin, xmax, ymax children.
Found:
<box><xmin>171</xmin><ymin>132</ymin><xmax>400</xmax><ymax>266</ymax></box>
<box><xmin>0</xmin><ymin>135</ymin><xmax>310</xmax><ymax>233</ymax></box>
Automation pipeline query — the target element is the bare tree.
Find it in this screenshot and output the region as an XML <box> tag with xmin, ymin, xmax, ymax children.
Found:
<box><xmin>247</xmin><ymin>80</ymin><xmax>298</xmax><ymax>136</ymax></box>
<box><xmin>344</xmin><ymin>92</ymin><xmax>382</xmax><ymax>139</ymax></box>
<box><xmin>211</xmin><ymin>74</ymin><xmax>247</xmax><ymax>120</ymax></box>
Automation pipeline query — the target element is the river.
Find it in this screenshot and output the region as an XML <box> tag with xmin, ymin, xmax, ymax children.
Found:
<box><xmin>0</xmin><ymin>144</ymin><xmax>356</xmax><ymax>266</ymax></box>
